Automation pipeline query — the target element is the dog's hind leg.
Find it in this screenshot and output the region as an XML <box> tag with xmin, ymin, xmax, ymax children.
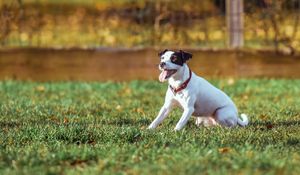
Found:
<box><xmin>214</xmin><ymin>106</ymin><xmax>238</xmax><ymax>127</ymax></box>
<box><xmin>195</xmin><ymin>117</ymin><xmax>218</xmax><ymax>127</ymax></box>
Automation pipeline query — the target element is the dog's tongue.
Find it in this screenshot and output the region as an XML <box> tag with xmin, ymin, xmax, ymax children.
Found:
<box><xmin>159</xmin><ymin>70</ymin><xmax>168</xmax><ymax>82</ymax></box>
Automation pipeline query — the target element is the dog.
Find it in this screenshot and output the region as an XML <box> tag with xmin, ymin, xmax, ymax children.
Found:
<box><xmin>148</xmin><ymin>49</ymin><xmax>249</xmax><ymax>131</ymax></box>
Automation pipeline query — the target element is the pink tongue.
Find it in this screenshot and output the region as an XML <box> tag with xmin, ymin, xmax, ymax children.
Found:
<box><xmin>159</xmin><ymin>70</ymin><xmax>168</xmax><ymax>82</ymax></box>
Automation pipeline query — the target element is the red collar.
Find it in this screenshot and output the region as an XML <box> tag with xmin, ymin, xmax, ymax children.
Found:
<box><xmin>169</xmin><ymin>68</ymin><xmax>192</xmax><ymax>94</ymax></box>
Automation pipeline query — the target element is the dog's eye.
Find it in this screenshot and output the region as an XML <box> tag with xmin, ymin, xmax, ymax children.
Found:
<box><xmin>171</xmin><ymin>56</ymin><xmax>177</xmax><ymax>62</ymax></box>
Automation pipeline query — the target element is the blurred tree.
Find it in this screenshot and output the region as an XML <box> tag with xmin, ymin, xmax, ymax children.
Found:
<box><xmin>16</xmin><ymin>0</ymin><xmax>25</xmax><ymax>45</ymax></box>
<box><xmin>226</xmin><ymin>0</ymin><xmax>244</xmax><ymax>48</ymax></box>
<box><xmin>0</xmin><ymin>4</ymin><xmax>11</xmax><ymax>45</ymax></box>
<box><xmin>264</xmin><ymin>0</ymin><xmax>299</xmax><ymax>54</ymax></box>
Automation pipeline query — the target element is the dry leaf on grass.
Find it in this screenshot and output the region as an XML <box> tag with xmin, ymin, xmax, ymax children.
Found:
<box><xmin>36</xmin><ymin>85</ymin><xmax>45</xmax><ymax>92</ymax></box>
<box><xmin>218</xmin><ymin>147</ymin><xmax>230</xmax><ymax>154</ymax></box>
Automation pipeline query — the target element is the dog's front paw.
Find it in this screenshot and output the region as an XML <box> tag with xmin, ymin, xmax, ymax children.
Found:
<box><xmin>174</xmin><ymin>126</ymin><xmax>182</xmax><ymax>131</ymax></box>
<box><xmin>147</xmin><ymin>124</ymin><xmax>156</xmax><ymax>130</ymax></box>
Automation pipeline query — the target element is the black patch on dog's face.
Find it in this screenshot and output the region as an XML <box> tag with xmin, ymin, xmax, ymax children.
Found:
<box><xmin>158</xmin><ymin>49</ymin><xmax>193</xmax><ymax>66</ymax></box>
<box><xmin>171</xmin><ymin>50</ymin><xmax>193</xmax><ymax>66</ymax></box>
<box><xmin>170</xmin><ymin>53</ymin><xmax>183</xmax><ymax>66</ymax></box>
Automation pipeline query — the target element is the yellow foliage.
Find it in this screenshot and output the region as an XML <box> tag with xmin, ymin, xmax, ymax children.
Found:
<box><xmin>161</xmin><ymin>32</ymin><xmax>174</xmax><ymax>44</ymax></box>
<box><xmin>210</xmin><ymin>30</ymin><xmax>223</xmax><ymax>40</ymax></box>
<box><xmin>20</xmin><ymin>33</ymin><xmax>29</xmax><ymax>42</ymax></box>
<box><xmin>285</xmin><ymin>25</ymin><xmax>294</xmax><ymax>36</ymax></box>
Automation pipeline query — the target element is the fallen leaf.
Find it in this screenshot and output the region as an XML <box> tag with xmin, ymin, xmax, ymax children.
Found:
<box><xmin>63</xmin><ymin>118</ymin><xmax>69</xmax><ymax>124</ymax></box>
<box><xmin>118</xmin><ymin>87</ymin><xmax>132</xmax><ymax>96</ymax></box>
<box><xmin>36</xmin><ymin>85</ymin><xmax>45</xmax><ymax>92</ymax></box>
<box><xmin>227</xmin><ymin>78</ymin><xmax>235</xmax><ymax>85</ymax></box>
<box><xmin>2</xmin><ymin>127</ymin><xmax>9</xmax><ymax>132</ymax></box>
<box><xmin>218</xmin><ymin>147</ymin><xmax>230</xmax><ymax>154</ymax></box>
<box><xmin>266</xmin><ymin>123</ymin><xmax>274</xmax><ymax>129</ymax></box>
<box><xmin>259</xmin><ymin>114</ymin><xmax>268</xmax><ymax>120</ymax></box>
<box><xmin>87</xmin><ymin>140</ymin><xmax>96</xmax><ymax>145</ymax></box>
<box><xmin>70</xmin><ymin>159</ymin><xmax>88</xmax><ymax>167</ymax></box>
<box><xmin>49</xmin><ymin>116</ymin><xmax>59</xmax><ymax>123</ymax></box>
<box><xmin>136</xmin><ymin>107</ymin><xmax>144</xmax><ymax>114</ymax></box>
<box><xmin>116</xmin><ymin>105</ymin><xmax>122</xmax><ymax>111</ymax></box>
<box><xmin>243</xmin><ymin>95</ymin><xmax>249</xmax><ymax>100</ymax></box>
<box><xmin>140</xmin><ymin>126</ymin><xmax>146</xmax><ymax>130</ymax></box>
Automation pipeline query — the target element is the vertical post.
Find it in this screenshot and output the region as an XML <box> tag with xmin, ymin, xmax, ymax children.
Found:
<box><xmin>226</xmin><ymin>0</ymin><xmax>244</xmax><ymax>48</ymax></box>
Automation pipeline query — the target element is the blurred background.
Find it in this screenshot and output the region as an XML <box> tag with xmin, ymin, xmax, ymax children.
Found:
<box><xmin>0</xmin><ymin>0</ymin><xmax>300</xmax><ymax>81</ymax></box>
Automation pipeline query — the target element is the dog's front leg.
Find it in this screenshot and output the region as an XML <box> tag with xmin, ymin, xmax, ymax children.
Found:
<box><xmin>148</xmin><ymin>105</ymin><xmax>172</xmax><ymax>129</ymax></box>
<box><xmin>174</xmin><ymin>107</ymin><xmax>194</xmax><ymax>131</ymax></box>
<box><xmin>174</xmin><ymin>96</ymin><xmax>196</xmax><ymax>131</ymax></box>
<box><xmin>148</xmin><ymin>89</ymin><xmax>174</xmax><ymax>129</ymax></box>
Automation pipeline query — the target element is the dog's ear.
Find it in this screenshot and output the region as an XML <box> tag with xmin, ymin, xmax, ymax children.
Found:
<box><xmin>158</xmin><ymin>49</ymin><xmax>168</xmax><ymax>57</ymax></box>
<box><xmin>179</xmin><ymin>50</ymin><xmax>192</xmax><ymax>62</ymax></box>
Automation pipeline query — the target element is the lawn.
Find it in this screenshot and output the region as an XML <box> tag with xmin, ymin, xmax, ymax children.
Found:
<box><xmin>0</xmin><ymin>79</ymin><xmax>300</xmax><ymax>174</ymax></box>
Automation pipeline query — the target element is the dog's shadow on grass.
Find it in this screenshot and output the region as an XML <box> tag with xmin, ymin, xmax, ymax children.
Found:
<box><xmin>0</xmin><ymin>118</ymin><xmax>151</xmax><ymax>128</ymax></box>
<box><xmin>101</xmin><ymin>118</ymin><xmax>151</xmax><ymax>126</ymax></box>
<box><xmin>2</xmin><ymin>118</ymin><xmax>299</xmax><ymax>129</ymax></box>
<box><xmin>251</xmin><ymin>120</ymin><xmax>300</xmax><ymax>129</ymax></box>
<box><xmin>0</xmin><ymin>121</ymin><xmax>20</xmax><ymax>128</ymax></box>
<box><xmin>107</xmin><ymin>118</ymin><xmax>300</xmax><ymax>127</ymax></box>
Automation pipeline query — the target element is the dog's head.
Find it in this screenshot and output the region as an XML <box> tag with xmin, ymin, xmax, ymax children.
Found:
<box><xmin>158</xmin><ymin>49</ymin><xmax>192</xmax><ymax>82</ymax></box>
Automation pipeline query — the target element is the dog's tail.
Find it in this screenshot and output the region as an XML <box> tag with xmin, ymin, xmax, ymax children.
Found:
<box><xmin>237</xmin><ymin>113</ymin><xmax>249</xmax><ymax>127</ymax></box>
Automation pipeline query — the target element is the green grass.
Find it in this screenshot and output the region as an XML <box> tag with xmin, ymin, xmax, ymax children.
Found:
<box><xmin>0</xmin><ymin>79</ymin><xmax>300</xmax><ymax>175</ymax></box>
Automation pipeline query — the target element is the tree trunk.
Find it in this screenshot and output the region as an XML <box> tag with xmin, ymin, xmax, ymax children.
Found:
<box><xmin>226</xmin><ymin>0</ymin><xmax>244</xmax><ymax>48</ymax></box>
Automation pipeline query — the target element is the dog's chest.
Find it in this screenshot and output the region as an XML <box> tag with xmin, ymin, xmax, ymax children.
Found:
<box><xmin>172</xmin><ymin>90</ymin><xmax>218</xmax><ymax>116</ymax></box>
<box><xmin>172</xmin><ymin>91</ymin><xmax>190</xmax><ymax>107</ymax></box>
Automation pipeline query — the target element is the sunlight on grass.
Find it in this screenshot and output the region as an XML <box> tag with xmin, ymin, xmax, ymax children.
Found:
<box><xmin>0</xmin><ymin>79</ymin><xmax>299</xmax><ymax>174</ymax></box>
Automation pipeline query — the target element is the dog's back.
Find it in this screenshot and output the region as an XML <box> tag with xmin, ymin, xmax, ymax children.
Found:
<box><xmin>190</xmin><ymin>73</ymin><xmax>238</xmax><ymax>117</ymax></box>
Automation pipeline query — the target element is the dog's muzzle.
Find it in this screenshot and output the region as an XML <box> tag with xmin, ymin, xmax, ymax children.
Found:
<box><xmin>159</xmin><ymin>62</ymin><xmax>166</xmax><ymax>69</ymax></box>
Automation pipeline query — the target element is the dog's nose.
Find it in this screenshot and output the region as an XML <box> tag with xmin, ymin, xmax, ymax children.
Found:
<box><xmin>159</xmin><ymin>62</ymin><xmax>166</xmax><ymax>68</ymax></box>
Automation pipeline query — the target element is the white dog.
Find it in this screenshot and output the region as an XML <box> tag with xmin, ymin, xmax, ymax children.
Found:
<box><xmin>148</xmin><ymin>49</ymin><xmax>249</xmax><ymax>131</ymax></box>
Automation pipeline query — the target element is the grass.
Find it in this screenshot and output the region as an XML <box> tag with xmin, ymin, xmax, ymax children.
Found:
<box><xmin>0</xmin><ymin>79</ymin><xmax>300</xmax><ymax>174</ymax></box>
